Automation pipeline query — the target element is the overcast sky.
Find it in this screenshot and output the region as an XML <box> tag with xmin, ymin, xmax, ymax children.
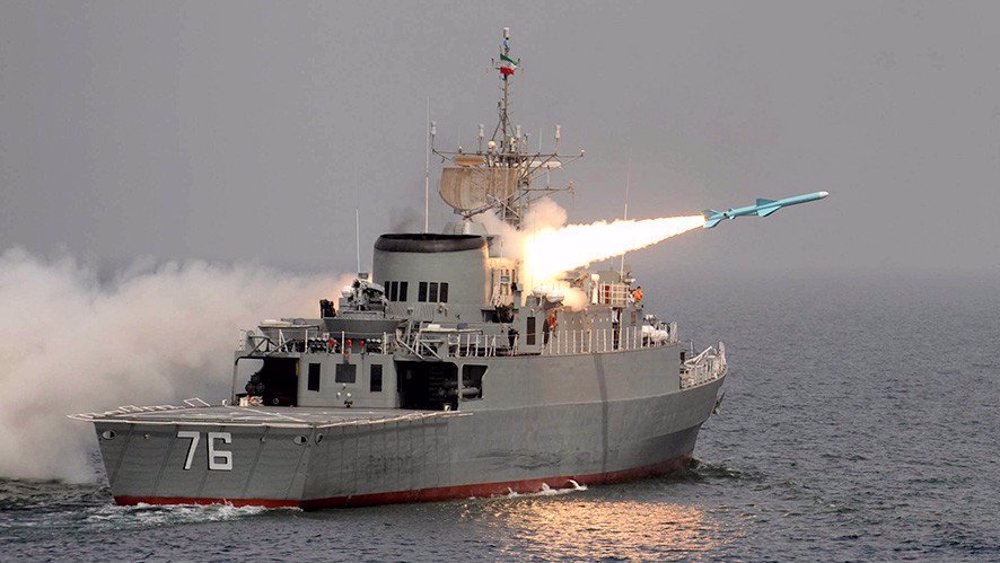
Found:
<box><xmin>2</xmin><ymin>1</ymin><xmax>998</xmax><ymax>279</ymax></box>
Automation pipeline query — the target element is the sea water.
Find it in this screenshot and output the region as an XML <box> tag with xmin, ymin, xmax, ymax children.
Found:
<box><xmin>2</xmin><ymin>273</ymin><xmax>997</xmax><ymax>561</ymax></box>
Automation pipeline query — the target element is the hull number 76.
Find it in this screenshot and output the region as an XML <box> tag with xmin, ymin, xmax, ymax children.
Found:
<box><xmin>176</xmin><ymin>431</ymin><xmax>233</xmax><ymax>471</ymax></box>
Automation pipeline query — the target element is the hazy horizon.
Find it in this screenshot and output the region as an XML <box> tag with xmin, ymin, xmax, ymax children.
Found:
<box><xmin>2</xmin><ymin>2</ymin><xmax>999</xmax><ymax>279</ymax></box>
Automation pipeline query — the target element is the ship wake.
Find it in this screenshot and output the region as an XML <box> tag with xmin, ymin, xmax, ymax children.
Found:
<box><xmin>500</xmin><ymin>480</ymin><xmax>589</xmax><ymax>499</ymax></box>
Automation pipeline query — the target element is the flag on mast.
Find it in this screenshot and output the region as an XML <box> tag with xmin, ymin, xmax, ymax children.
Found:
<box><xmin>499</xmin><ymin>52</ymin><xmax>519</xmax><ymax>76</ymax></box>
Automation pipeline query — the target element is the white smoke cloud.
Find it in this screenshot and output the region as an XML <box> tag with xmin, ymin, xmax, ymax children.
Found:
<box><xmin>474</xmin><ymin>197</ymin><xmax>569</xmax><ymax>261</ymax></box>
<box><xmin>0</xmin><ymin>248</ymin><xmax>343</xmax><ymax>483</ymax></box>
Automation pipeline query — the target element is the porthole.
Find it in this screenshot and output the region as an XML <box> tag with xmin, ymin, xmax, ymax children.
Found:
<box><xmin>101</xmin><ymin>430</ymin><xmax>116</xmax><ymax>440</ymax></box>
<box><xmin>293</xmin><ymin>435</ymin><xmax>308</xmax><ymax>445</ymax></box>
<box><xmin>315</xmin><ymin>433</ymin><xmax>324</xmax><ymax>444</ymax></box>
<box><xmin>143</xmin><ymin>433</ymin><xmax>151</xmax><ymax>440</ymax></box>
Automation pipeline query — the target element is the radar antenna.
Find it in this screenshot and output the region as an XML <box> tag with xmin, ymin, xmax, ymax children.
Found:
<box><xmin>433</xmin><ymin>28</ymin><xmax>584</xmax><ymax>228</ymax></box>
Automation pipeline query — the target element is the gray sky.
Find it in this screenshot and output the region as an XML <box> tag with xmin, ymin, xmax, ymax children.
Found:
<box><xmin>2</xmin><ymin>1</ymin><xmax>998</xmax><ymax>278</ymax></box>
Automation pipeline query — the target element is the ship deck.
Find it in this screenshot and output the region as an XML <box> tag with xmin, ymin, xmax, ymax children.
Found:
<box><xmin>72</xmin><ymin>404</ymin><xmax>466</xmax><ymax>429</ymax></box>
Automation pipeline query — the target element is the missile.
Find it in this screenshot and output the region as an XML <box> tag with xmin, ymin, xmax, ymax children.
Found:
<box><xmin>702</xmin><ymin>191</ymin><xmax>829</xmax><ymax>228</ymax></box>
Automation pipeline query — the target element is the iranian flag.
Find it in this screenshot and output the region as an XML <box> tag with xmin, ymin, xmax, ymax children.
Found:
<box><xmin>500</xmin><ymin>53</ymin><xmax>519</xmax><ymax>76</ymax></box>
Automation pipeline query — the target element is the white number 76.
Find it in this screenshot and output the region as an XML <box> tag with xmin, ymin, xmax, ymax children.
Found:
<box><xmin>177</xmin><ymin>431</ymin><xmax>233</xmax><ymax>471</ymax></box>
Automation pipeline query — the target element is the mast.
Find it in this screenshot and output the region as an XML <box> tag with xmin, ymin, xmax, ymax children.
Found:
<box><xmin>493</xmin><ymin>27</ymin><xmax>513</xmax><ymax>150</ymax></box>
<box><xmin>433</xmin><ymin>28</ymin><xmax>583</xmax><ymax>230</ymax></box>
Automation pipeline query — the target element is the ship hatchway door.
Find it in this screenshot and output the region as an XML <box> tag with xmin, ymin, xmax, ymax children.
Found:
<box><xmin>256</xmin><ymin>357</ymin><xmax>298</xmax><ymax>406</ymax></box>
<box><xmin>396</xmin><ymin>361</ymin><xmax>458</xmax><ymax>411</ymax></box>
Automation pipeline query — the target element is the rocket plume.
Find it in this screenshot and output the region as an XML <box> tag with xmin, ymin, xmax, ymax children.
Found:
<box><xmin>520</xmin><ymin>214</ymin><xmax>706</xmax><ymax>291</ymax></box>
<box><xmin>477</xmin><ymin>198</ymin><xmax>706</xmax><ymax>295</ymax></box>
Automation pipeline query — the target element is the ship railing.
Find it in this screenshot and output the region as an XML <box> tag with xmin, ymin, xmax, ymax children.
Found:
<box><xmin>680</xmin><ymin>342</ymin><xmax>727</xmax><ymax>388</ymax></box>
<box><xmin>537</xmin><ymin>325</ymin><xmax>676</xmax><ymax>356</ymax></box>
<box><xmin>449</xmin><ymin>333</ymin><xmax>499</xmax><ymax>358</ymax></box>
<box><xmin>275</xmin><ymin>328</ymin><xmax>331</xmax><ymax>354</ymax></box>
<box><xmin>397</xmin><ymin>327</ymin><xmax>502</xmax><ymax>360</ymax></box>
<box><xmin>394</xmin><ymin>324</ymin><xmax>678</xmax><ymax>359</ymax></box>
<box><xmin>241</xmin><ymin>328</ymin><xmax>400</xmax><ymax>356</ymax></box>
<box><xmin>71</xmin><ymin>405</ymin><xmax>472</xmax><ymax>428</ymax></box>
<box><xmin>183</xmin><ymin>397</ymin><xmax>212</xmax><ymax>407</ymax></box>
<box><xmin>236</xmin><ymin>330</ymin><xmax>282</xmax><ymax>355</ymax></box>
<box><xmin>68</xmin><ymin>397</ymin><xmax>213</xmax><ymax>421</ymax></box>
<box><xmin>381</xmin><ymin>332</ymin><xmax>399</xmax><ymax>354</ymax></box>
<box><xmin>314</xmin><ymin>410</ymin><xmax>471</xmax><ymax>430</ymax></box>
<box><xmin>597</xmin><ymin>283</ymin><xmax>632</xmax><ymax>307</ymax></box>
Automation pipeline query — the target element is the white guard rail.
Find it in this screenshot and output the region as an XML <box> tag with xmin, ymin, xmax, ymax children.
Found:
<box><xmin>680</xmin><ymin>342</ymin><xmax>727</xmax><ymax>388</ymax></box>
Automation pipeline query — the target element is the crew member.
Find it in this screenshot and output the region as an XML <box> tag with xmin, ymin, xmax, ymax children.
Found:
<box><xmin>631</xmin><ymin>286</ymin><xmax>644</xmax><ymax>303</ymax></box>
<box><xmin>544</xmin><ymin>310</ymin><xmax>557</xmax><ymax>345</ymax></box>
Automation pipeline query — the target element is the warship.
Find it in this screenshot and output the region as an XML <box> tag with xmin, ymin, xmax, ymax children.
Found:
<box><xmin>73</xmin><ymin>29</ymin><xmax>728</xmax><ymax>509</ymax></box>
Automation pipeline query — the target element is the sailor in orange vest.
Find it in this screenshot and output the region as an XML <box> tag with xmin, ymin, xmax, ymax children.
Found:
<box><xmin>544</xmin><ymin>310</ymin><xmax>558</xmax><ymax>344</ymax></box>
<box><xmin>631</xmin><ymin>286</ymin><xmax>644</xmax><ymax>303</ymax></box>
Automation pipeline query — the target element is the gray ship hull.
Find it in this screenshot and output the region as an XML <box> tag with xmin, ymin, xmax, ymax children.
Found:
<box><xmin>91</xmin><ymin>366</ymin><xmax>724</xmax><ymax>509</ymax></box>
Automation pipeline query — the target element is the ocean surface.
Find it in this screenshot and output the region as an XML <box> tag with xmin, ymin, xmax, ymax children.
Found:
<box><xmin>2</xmin><ymin>274</ymin><xmax>998</xmax><ymax>561</ymax></box>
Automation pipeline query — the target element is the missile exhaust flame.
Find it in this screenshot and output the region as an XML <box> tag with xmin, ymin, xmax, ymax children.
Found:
<box><xmin>520</xmin><ymin>214</ymin><xmax>706</xmax><ymax>291</ymax></box>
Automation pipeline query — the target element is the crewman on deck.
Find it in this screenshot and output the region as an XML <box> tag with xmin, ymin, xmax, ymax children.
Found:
<box><xmin>544</xmin><ymin>310</ymin><xmax>558</xmax><ymax>345</ymax></box>
<box><xmin>631</xmin><ymin>286</ymin><xmax>644</xmax><ymax>303</ymax></box>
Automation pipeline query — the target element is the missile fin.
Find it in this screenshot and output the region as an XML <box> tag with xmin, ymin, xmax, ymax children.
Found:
<box><xmin>756</xmin><ymin>198</ymin><xmax>777</xmax><ymax>206</ymax></box>
<box><xmin>757</xmin><ymin>207</ymin><xmax>781</xmax><ymax>217</ymax></box>
<box><xmin>702</xmin><ymin>209</ymin><xmax>723</xmax><ymax>228</ymax></box>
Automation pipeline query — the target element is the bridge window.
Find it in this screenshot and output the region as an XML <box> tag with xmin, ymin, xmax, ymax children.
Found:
<box><xmin>307</xmin><ymin>363</ymin><xmax>321</xmax><ymax>391</ymax></box>
<box><xmin>335</xmin><ymin>364</ymin><xmax>356</xmax><ymax>384</ymax></box>
<box><xmin>415</xmin><ymin>281</ymin><xmax>448</xmax><ymax>303</ymax></box>
<box><xmin>527</xmin><ymin>316</ymin><xmax>536</xmax><ymax>345</ymax></box>
<box><xmin>384</xmin><ymin>281</ymin><xmax>409</xmax><ymax>302</ymax></box>
<box><xmin>370</xmin><ymin>364</ymin><xmax>383</xmax><ymax>392</ymax></box>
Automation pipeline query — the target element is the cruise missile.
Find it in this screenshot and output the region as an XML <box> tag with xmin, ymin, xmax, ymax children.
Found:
<box><xmin>702</xmin><ymin>191</ymin><xmax>829</xmax><ymax>228</ymax></box>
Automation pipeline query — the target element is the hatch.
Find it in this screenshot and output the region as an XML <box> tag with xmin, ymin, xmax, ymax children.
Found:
<box><xmin>396</xmin><ymin>361</ymin><xmax>458</xmax><ymax>411</ymax></box>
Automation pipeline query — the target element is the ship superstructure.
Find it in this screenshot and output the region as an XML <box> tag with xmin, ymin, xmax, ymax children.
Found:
<box><xmin>74</xmin><ymin>29</ymin><xmax>727</xmax><ymax>509</ymax></box>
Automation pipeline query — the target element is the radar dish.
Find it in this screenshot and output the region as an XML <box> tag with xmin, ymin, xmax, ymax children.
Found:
<box><xmin>439</xmin><ymin>166</ymin><xmax>518</xmax><ymax>212</ymax></box>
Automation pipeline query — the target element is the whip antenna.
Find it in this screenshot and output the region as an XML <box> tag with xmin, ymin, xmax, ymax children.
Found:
<box><xmin>424</xmin><ymin>98</ymin><xmax>431</xmax><ymax>233</ymax></box>
<box><xmin>619</xmin><ymin>156</ymin><xmax>632</xmax><ymax>277</ymax></box>
<box><xmin>355</xmin><ymin>208</ymin><xmax>361</xmax><ymax>275</ymax></box>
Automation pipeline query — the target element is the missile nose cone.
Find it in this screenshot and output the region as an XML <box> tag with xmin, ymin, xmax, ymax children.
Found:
<box><xmin>818</xmin><ymin>191</ymin><xmax>830</xmax><ymax>198</ymax></box>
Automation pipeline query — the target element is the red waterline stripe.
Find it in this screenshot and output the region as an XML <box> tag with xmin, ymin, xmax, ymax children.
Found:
<box><xmin>115</xmin><ymin>454</ymin><xmax>692</xmax><ymax>510</ymax></box>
